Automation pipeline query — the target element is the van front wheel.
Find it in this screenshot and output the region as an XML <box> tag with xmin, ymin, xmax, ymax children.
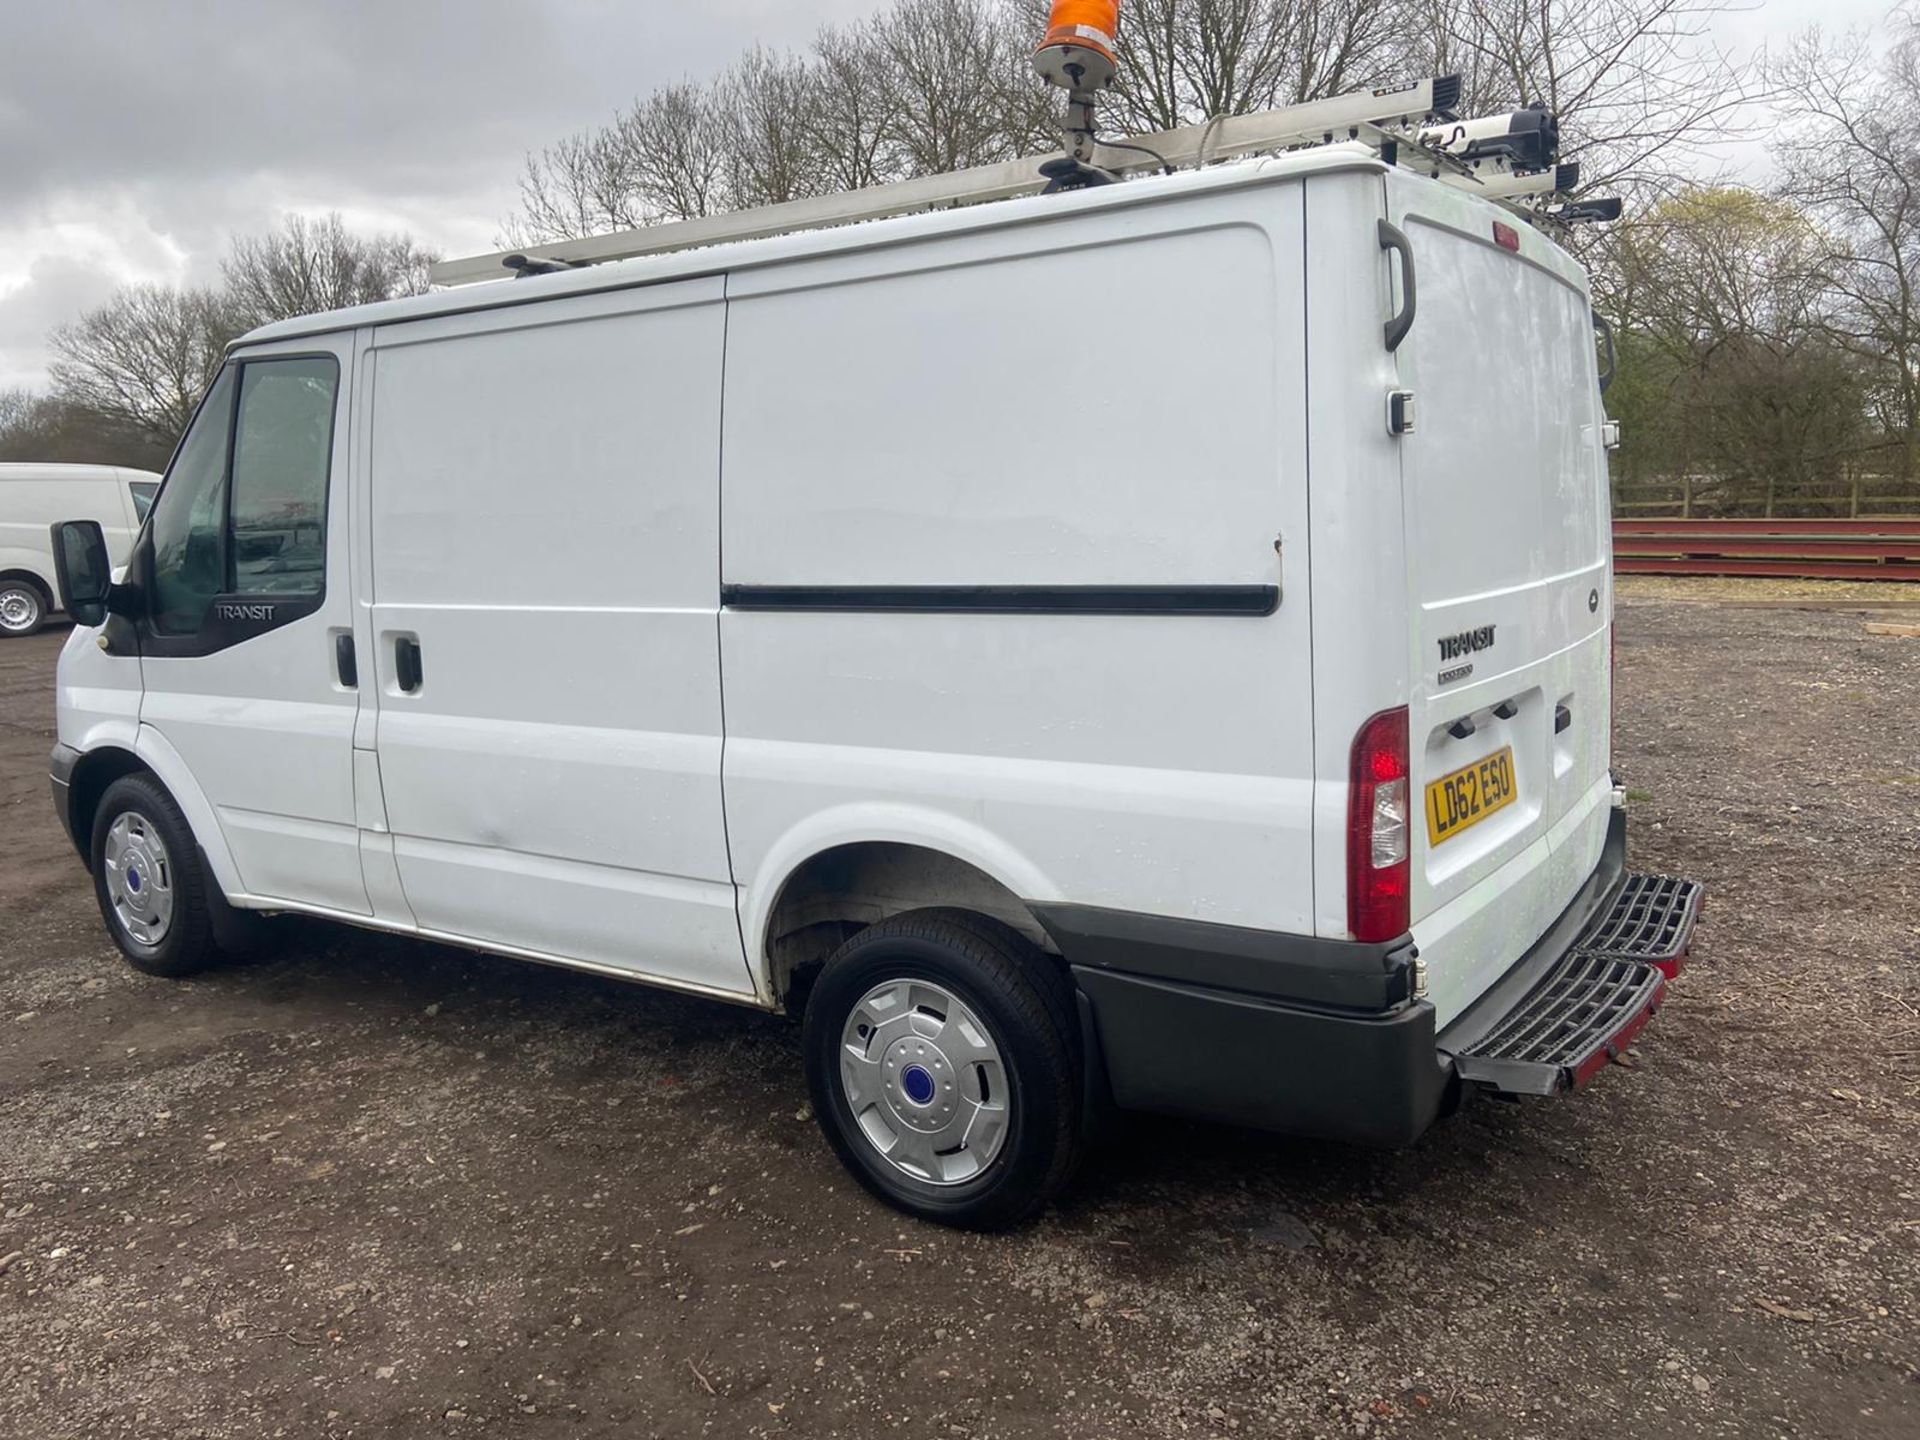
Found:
<box><xmin>90</xmin><ymin>774</ymin><xmax>222</xmax><ymax>978</ymax></box>
<box><xmin>803</xmin><ymin>909</ymin><xmax>1083</xmax><ymax>1229</ymax></box>
<box><xmin>0</xmin><ymin>579</ymin><xmax>46</xmax><ymax>637</ymax></box>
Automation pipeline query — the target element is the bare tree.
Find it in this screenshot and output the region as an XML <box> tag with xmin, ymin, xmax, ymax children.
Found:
<box><xmin>1772</xmin><ymin>7</ymin><xmax>1920</xmax><ymax>482</ymax></box>
<box><xmin>1409</xmin><ymin>0</ymin><xmax>1760</xmax><ymax>196</ymax></box>
<box><xmin>510</xmin><ymin>80</ymin><xmax>732</xmax><ymax>243</ymax></box>
<box><xmin>875</xmin><ymin>0</ymin><xmax>1032</xmax><ymax>173</ymax></box>
<box><xmin>222</xmin><ymin>213</ymin><xmax>435</xmax><ymax>329</ymax></box>
<box><xmin>0</xmin><ymin>388</ymin><xmax>172</xmax><ymax>469</ymax></box>
<box><xmin>721</xmin><ymin>47</ymin><xmax>831</xmax><ymax>208</ymax></box>
<box><xmin>809</xmin><ymin>19</ymin><xmax>902</xmax><ymax>192</ymax></box>
<box><xmin>621</xmin><ymin>81</ymin><xmax>734</xmax><ymax>221</ymax></box>
<box><xmin>48</xmin><ymin>285</ymin><xmax>236</xmax><ymax>448</ymax></box>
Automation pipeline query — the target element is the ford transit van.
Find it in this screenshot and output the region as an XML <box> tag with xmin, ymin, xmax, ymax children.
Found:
<box><xmin>49</xmin><ymin>148</ymin><xmax>1701</xmax><ymax>1227</ymax></box>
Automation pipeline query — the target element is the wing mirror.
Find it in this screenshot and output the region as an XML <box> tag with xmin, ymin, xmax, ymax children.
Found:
<box><xmin>51</xmin><ymin>520</ymin><xmax>113</xmax><ymax>628</ymax></box>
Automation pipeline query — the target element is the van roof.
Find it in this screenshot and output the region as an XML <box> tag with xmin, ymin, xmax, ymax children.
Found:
<box><xmin>238</xmin><ymin>147</ymin><xmax>1392</xmax><ymax>348</ymax></box>
<box><xmin>0</xmin><ymin>463</ymin><xmax>158</xmax><ymax>482</ymax></box>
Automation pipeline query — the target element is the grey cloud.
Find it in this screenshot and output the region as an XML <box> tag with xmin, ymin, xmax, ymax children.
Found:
<box><xmin>0</xmin><ymin>0</ymin><xmax>876</xmax><ymax>384</ymax></box>
<box><xmin>0</xmin><ymin>252</ymin><xmax>130</xmax><ymax>389</ymax></box>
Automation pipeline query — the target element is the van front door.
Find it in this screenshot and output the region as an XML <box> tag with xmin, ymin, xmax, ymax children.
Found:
<box><xmin>136</xmin><ymin>337</ymin><xmax>369</xmax><ymax>915</ymax></box>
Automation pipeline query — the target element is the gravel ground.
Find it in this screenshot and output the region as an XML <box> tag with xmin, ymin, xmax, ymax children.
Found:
<box><xmin>1</xmin><ymin>593</ymin><xmax>1916</xmax><ymax>1439</ymax></box>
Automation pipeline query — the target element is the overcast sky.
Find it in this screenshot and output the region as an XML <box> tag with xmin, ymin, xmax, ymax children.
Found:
<box><xmin>0</xmin><ymin>0</ymin><xmax>1896</xmax><ymax>391</ymax></box>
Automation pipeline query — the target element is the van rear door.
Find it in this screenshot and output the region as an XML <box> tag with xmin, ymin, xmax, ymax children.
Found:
<box><xmin>1383</xmin><ymin>170</ymin><xmax>1614</xmax><ymax>1025</ymax></box>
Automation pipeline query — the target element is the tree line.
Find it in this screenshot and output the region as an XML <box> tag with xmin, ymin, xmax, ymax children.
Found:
<box><xmin>8</xmin><ymin>0</ymin><xmax>1916</xmax><ymax>515</ymax></box>
<box><xmin>1607</xmin><ymin>14</ymin><xmax>1920</xmax><ymax>513</ymax></box>
<box><xmin>506</xmin><ymin>0</ymin><xmax>1754</xmax><ymax>241</ymax></box>
<box><xmin>0</xmin><ymin>216</ymin><xmax>433</xmax><ymax>471</ymax></box>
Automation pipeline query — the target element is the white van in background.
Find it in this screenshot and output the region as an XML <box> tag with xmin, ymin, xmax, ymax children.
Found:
<box><xmin>48</xmin><ymin>146</ymin><xmax>1702</xmax><ymax>1228</ymax></box>
<box><xmin>0</xmin><ymin>464</ymin><xmax>159</xmax><ymax>636</ymax></box>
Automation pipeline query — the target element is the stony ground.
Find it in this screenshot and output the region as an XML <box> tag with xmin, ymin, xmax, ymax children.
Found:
<box><xmin>1</xmin><ymin>588</ymin><xmax>1916</xmax><ymax>1439</ymax></box>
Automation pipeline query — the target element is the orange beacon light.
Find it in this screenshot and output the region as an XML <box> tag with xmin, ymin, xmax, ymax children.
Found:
<box><xmin>1034</xmin><ymin>1</ymin><xmax>1120</xmax><ymax>94</ymax></box>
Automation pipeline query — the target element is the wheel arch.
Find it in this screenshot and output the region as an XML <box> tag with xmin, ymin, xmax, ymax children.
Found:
<box><xmin>66</xmin><ymin>744</ymin><xmax>149</xmax><ymax>865</ymax></box>
<box><xmin>67</xmin><ymin>729</ymin><xmax>245</xmax><ymax>898</ymax></box>
<box><xmin>0</xmin><ymin>567</ymin><xmax>54</xmax><ymax>601</ymax></box>
<box><xmin>0</xmin><ymin>567</ymin><xmax>54</xmax><ymax>620</ymax></box>
<box><xmin>745</xmin><ymin>811</ymin><xmax>1065</xmax><ymax>1009</ymax></box>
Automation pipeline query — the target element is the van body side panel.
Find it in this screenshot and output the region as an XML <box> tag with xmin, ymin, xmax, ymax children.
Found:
<box><xmin>365</xmin><ymin>280</ymin><xmax>754</xmax><ymax>997</ymax></box>
<box><xmin>720</xmin><ymin>190</ymin><xmax>1312</xmax><ymax>967</ymax></box>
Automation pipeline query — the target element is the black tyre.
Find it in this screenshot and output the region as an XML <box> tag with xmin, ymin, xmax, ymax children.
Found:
<box><xmin>0</xmin><ymin>578</ymin><xmax>47</xmax><ymax>638</ymax></box>
<box><xmin>803</xmin><ymin>908</ymin><xmax>1083</xmax><ymax>1229</ymax></box>
<box><xmin>90</xmin><ymin>774</ymin><xmax>223</xmax><ymax>978</ymax></box>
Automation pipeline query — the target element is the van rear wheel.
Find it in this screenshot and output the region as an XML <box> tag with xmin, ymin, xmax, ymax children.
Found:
<box><xmin>90</xmin><ymin>774</ymin><xmax>222</xmax><ymax>978</ymax></box>
<box><xmin>0</xmin><ymin>579</ymin><xmax>46</xmax><ymax>637</ymax></box>
<box><xmin>802</xmin><ymin>908</ymin><xmax>1082</xmax><ymax>1230</ymax></box>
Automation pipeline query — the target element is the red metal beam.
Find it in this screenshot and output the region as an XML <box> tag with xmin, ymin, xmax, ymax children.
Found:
<box><xmin>1615</xmin><ymin>539</ymin><xmax>1920</xmax><ymax>561</ymax></box>
<box><xmin>1614</xmin><ymin>518</ymin><xmax>1920</xmax><ymax>538</ymax></box>
<box><xmin>1615</xmin><ymin>557</ymin><xmax>1920</xmax><ymax>581</ymax></box>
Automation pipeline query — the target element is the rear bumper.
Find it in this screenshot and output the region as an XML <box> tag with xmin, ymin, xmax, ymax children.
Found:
<box><xmin>1041</xmin><ymin>808</ymin><xmax>1702</xmax><ymax>1146</ymax></box>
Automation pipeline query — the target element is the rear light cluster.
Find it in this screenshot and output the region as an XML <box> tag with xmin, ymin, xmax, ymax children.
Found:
<box><xmin>1347</xmin><ymin>707</ymin><xmax>1411</xmax><ymax>943</ymax></box>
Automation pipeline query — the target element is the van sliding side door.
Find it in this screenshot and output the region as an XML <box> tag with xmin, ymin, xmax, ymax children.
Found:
<box><xmin>361</xmin><ymin>280</ymin><xmax>754</xmax><ymax>998</ymax></box>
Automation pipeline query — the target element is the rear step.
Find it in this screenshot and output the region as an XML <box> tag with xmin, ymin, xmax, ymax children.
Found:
<box><xmin>1446</xmin><ymin>871</ymin><xmax>1704</xmax><ymax>1098</ymax></box>
<box><xmin>1578</xmin><ymin>872</ymin><xmax>1703</xmax><ymax>979</ymax></box>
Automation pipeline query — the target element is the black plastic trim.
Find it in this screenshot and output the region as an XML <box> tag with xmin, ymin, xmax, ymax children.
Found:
<box><xmin>137</xmin><ymin>594</ymin><xmax>327</xmax><ymax>658</ymax></box>
<box><xmin>1073</xmin><ymin>968</ymin><xmax>1451</xmax><ymax>1146</ymax></box>
<box><xmin>1592</xmin><ymin>308</ymin><xmax>1617</xmax><ymax>394</ymax></box>
<box><xmin>1033</xmin><ymin>902</ymin><xmax>1416</xmax><ymax>1012</ymax></box>
<box><xmin>1378</xmin><ymin>218</ymin><xmax>1417</xmax><ymax>352</ymax></box>
<box><xmin>49</xmin><ymin>743</ymin><xmax>80</xmax><ymax>852</ymax></box>
<box><xmin>1049</xmin><ymin>807</ymin><xmax>1634</xmax><ymax>1145</ymax></box>
<box><xmin>721</xmin><ymin>585</ymin><xmax>1280</xmax><ymax>617</ymax></box>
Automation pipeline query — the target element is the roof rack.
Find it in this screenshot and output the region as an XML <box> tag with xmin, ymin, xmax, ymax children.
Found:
<box><xmin>430</xmin><ymin>74</ymin><xmax>1607</xmax><ymax>288</ymax></box>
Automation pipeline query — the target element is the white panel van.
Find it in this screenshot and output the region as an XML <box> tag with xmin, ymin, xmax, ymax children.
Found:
<box><xmin>0</xmin><ymin>464</ymin><xmax>159</xmax><ymax>636</ymax></box>
<box><xmin>49</xmin><ymin>148</ymin><xmax>1701</xmax><ymax>1227</ymax></box>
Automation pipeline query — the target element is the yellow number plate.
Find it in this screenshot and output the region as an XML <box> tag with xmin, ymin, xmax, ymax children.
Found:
<box><xmin>1425</xmin><ymin>746</ymin><xmax>1518</xmax><ymax>846</ymax></box>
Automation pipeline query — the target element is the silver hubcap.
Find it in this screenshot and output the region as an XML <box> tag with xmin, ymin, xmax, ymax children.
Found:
<box><xmin>103</xmin><ymin>811</ymin><xmax>175</xmax><ymax>949</ymax></box>
<box><xmin>0</xmin><ymin>588</ymin><xmax>38</xmax><ymax>632</ymax></box>
<box><xmin>839</xmin><ymin>979</ymin><xmax>1010</xmax><ymax>1186</ymax></box>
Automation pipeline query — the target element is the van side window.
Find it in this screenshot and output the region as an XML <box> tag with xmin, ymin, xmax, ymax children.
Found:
<box><xmin>149</xmin><ymin>367</ymin><xmax>236</xmax><ymax>634</ymax></box>
<box><xmin>128</xmin><ymin>481</ymin><xmax>159</xmax><ymax>522</ymax></box>
<box><xmin>147</xmin><ymin>355</ymin><xmax>339</xmax><ymax>634</ymax></box>
<box><xmin>230</xmin><ymin>357</ymin><xmax>337</xmax><ymax>595</ymax></box>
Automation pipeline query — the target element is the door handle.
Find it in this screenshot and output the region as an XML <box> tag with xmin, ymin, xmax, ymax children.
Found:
<box><xmin>1378</xmin><ymin>218</ymin><xmax>1417</xmax><ymax>352</ymax></box>
<box><xmin>334</xmin><ymin>633</ymin><xmax>358</xmax><ymax>688</ymax></box>
<box><xmin>395</xmin><ymin>636</ymin><xmax>423</xmax><ymax>694</ymax></box>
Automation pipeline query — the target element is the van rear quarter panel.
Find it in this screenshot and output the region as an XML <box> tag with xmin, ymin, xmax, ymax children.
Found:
<box><xmin>720</xmin><ymin>185</ymin><xmax>1313</xmax><ymax>959</ymax></box>
<box><xmin>1300</xmin><ymin>168</ymin><xmax>1415</xmax><ymax>941</ymax></box>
